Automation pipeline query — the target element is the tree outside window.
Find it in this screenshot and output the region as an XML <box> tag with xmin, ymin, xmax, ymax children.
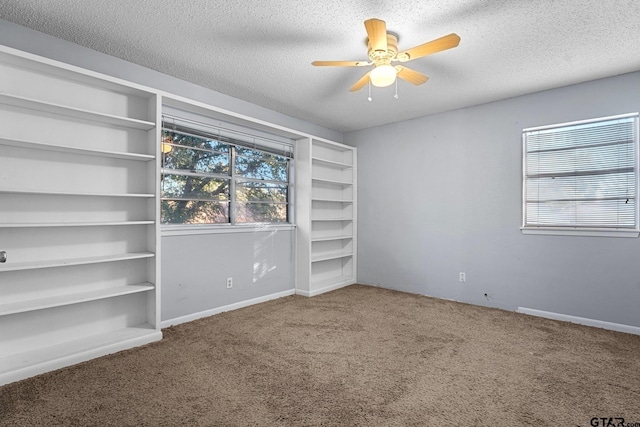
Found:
<box><xmin>161</xmin><ymin>128</ymin><xmax>290</xmax><ymax>225</ymax></box>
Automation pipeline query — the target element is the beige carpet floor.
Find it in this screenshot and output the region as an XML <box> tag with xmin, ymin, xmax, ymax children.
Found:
<box><xmin>1</xmin><ymin>284</ymin><xmax>639</xmax><ymax>426</ymax></box>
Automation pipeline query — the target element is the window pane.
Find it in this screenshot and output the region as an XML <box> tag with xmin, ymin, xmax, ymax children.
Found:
<box><xmin>236</xmin><ymin>181</ymin><xmax>288</xmax><ymax>202</ymax></box>
<box><xmin>235</xmin><ymin>182</ymin><xmax>288</xmax><ymax>222</ymax></box>
<box><xmin>525</xmin><ymin>199</ymin><xmax>635</xmax><ymax>227</ymax></box>
<box><xmin>162</xmin><ymin>174</ymin><xmax>229</xmax><ymax>200</ymax></box>
<box><xmin>235</xmin><ymin>202</ymin><xmax>288</xmax><ymax>223</ymax></box>
<box><xmin>163</xmin><ymin>145</ymin><xmax>229</xmax><ymax>175</ymax></box>
<box><xmin>162</xmin><ymin>131</ymin><xmax>230</xmax><ymax>175</ymax></box>
<box><xmin>526</xmin><ymin>120</ymin><xmax>634</xmax><ymax>152</ymax></box>
<box><xmin>235</xmin><ymin>147</ymin><xmax>288</xmax><ymax>182</ymax></box>
<box><xmin>164</xmin><ymin>130</ymin><xmax>230</xmax><ymax>153</ymax></box>
<box><xmin>526</xmin><ymin>142</ymin><xmax>634</xmax><ymax>176</ymax></box>
<box><xmin>162</xmin><ymin>200</ymin><xmax>229</xmax><ymax>224</ymax></box>
<box><xmin>523</xmin><ymin>115</ymin><xmax>638</xmax><ymax>229</ymax></box>
<box><xmin>526</xmin><ymin>172</ymin><xmax>635</xmax><ymax>201</ymax></box>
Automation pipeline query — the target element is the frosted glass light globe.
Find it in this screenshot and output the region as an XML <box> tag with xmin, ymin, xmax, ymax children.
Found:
<box><xmin>370</xmin><ymin>64</ymin><xmax>397</xmax><ymax>88</ymax></box>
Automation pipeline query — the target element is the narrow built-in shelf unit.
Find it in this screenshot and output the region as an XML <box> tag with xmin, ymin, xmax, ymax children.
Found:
<box><xmin>296</xmin><ymin>138</ymin><xmax>357</xmax><ymax>296</ymax></box>
<box><xmin>0</xmin><ymin>45</ymin><xmax>162</xmax><ymax>385</ymax></box>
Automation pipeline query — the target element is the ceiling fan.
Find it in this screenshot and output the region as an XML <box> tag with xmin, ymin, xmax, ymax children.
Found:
<box><xmin>312</xmin><ymin>18</ymin><xmax>460</xmax><ymax>92</ymax></box>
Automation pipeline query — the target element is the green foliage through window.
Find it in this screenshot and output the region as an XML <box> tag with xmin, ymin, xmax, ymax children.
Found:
<box><xmin>161</xmin><ymin>128</ymin><xmax>290</xmax><ymax>225</ymax></box>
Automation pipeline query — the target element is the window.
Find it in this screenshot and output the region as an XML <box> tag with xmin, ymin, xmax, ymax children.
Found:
<box><xmin>522</xmin><ymin>113</ymin><xmax>639</xmax><ymax>236</ymax></box>
<box><xmin>161</xmin><ymin>118</ymin><xmax>292</xmax><ymax>225</ymax></box>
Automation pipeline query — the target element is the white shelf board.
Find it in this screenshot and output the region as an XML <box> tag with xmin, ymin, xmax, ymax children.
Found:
<box><xmin>0</xmin><ymin>252</ymin><xmax>155</xmax><ymax>272</ymax></box>
<box><xmin>311</xmin><ymin>218</ymin><xmax>353</xmax><ymax>222</ymax></box>
<box><xmin>311</xmin><ymin>235</ymin><xmax>354</xmax><ymax>242</ymax></box>
<box><xmin>0</xmin><ymin>284</ymin><xmax>155</xmax><ymax>316</ymax></box>
<box><xmin>311</xmin><ymin>198</ymin><xmax>354</xmax><ymax>203</ymax></box>
<box><xmin>0</xmin><ymin>136</ymin><xmax>155</xmax><ymax>161</ymax></box>
<box><xmin>0</xmin><ymin>325</ymin><xmax>161</xmax><ymax>385</ymax></box>
<box><xmin>311</xmin><ymin>251</ymin><xmax>353</xmax><ymax>263</ymax></box>
<box><xmin>312</xmin><ymin>177</ymin><xmax>353</xmax><ymax>186</ymax></box>
<box><xmin>312</xmin><ymin>139</ymin><xmax>353</xmax><ymax>152</ymax></box>
<box><xmin>0</xmin><ymin>93</ymin><xmax>155</xmax><ymax>130</ymax></box>
<box><xmin>311</xmin><ymin>156</ymin><xmax>353</xmax><ymax>169</ymax></box>
<box><xmin>0</xmin><ymin>189</ymin><xmax>155</xmax><ymax>198</ymax></box>
<box><xmin>0</xmin><ymin>220</ymin><xmax>155</xmax><ymax>228</ymax></box>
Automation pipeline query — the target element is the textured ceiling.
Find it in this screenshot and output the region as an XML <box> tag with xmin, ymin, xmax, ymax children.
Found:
<box><xmin>1</xmin><ymin>0</ymin><xmax>640</xmax><ymax>133</ymax></box>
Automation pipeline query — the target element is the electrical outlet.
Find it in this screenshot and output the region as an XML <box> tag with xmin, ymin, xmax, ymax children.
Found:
<box><xmin>226</xmin><ymin>277</ymin><xmax>233</xmax><ymax>288</ymax></box>
<box><xmin>459</xmin><ymin>272</ymin><xmax>466</xmax><ymax>283</ymax></box>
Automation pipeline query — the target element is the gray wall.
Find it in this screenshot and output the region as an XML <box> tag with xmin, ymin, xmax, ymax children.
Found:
<box><xmin>345</xmin><ymin>71</ymin><xmax>640</xmax><ymax>328</ymax></box>
<box><xmin>0</xmin><ymin>19</ymin><xmax>337</xmax><ymax>323</ymax></box>
<box><xmin>162</xmin><ymin>229</ymin><xmax>295</xmax><ymax>321</ymax></box>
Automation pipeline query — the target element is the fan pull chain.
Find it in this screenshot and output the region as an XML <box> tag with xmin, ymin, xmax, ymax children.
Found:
<box><xmin>394</xmin><ymin>79</ymin><xmax>399</xmax><ymax>99</ymax></box>
<box><xmin>368</xmin><ymin>80</ymin><xmax>372</xmax><ymax>102</ymax></box>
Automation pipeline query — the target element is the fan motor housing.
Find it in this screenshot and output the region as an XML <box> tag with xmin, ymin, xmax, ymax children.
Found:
<box><xmin>367</xmin><ymin>33</ymin><xmax>398</xmax><ymax>63</ymax></box>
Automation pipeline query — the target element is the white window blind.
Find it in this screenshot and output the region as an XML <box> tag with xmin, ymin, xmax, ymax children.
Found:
<box><xmin>523</xmin><ymin>113</ymin><xmax>639</xmax><ymax>231</ymax></box>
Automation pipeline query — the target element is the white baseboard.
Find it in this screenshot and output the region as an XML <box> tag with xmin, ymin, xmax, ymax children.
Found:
<box><xmin>160</xmin><ymin>289</ymin><xmax>296</xmax><ymax>328</ymax></box>
<box><xmin>296</xmin><ymin>280</ymin><xmax>355</xmax><ymax>297</ymax></box>
<box><xmin>517</xmin><ymin>307</ymin><xmax>640</xmax><ymax>336</ymax></box>
<box><xmin>0</xmin><ymin>330</ymin><xmax>162</xmax><ymax>386</ymax></box>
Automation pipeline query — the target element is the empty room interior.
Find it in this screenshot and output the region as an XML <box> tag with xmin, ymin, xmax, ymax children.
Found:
<box><xmin>1</xmin><ymin>1</ymin><xmax>639</xmax><ymax>425</ymax></box>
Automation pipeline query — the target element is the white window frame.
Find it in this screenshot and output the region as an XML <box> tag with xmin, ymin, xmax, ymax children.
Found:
<box><xmin>521</xmin><ymin>113</ymin><xmax>640</xmax><ymax>238</ymax></box>
<box><xmin>160</xmin><ymin>111</ymin><xmax>295</xmax><ymax>234</ymax></box>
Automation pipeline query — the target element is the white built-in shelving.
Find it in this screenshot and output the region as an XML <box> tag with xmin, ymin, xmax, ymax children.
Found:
<box><xmin>296</xmin><ymin>138</ymin><xmax>357</xmax><ymax>296</ymax></box>
<box><xmin>0</xmin><ymin>45</ymin><xmax>162</xmax><ymax>385</ymax></box>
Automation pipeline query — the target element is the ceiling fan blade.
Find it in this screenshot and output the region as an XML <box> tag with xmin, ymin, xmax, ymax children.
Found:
<box><xmin>349</xmin><ymin>71</ymin><xmax>371</xmax><ymax>92</ymax></box>
<box><xmin>364</xmin><ymin>18</ymin><xmax>387</xmax><ymax>52</ymax></box>
<box><xmin>312</xmin><ymin>60</ymin><xmax>369</xmax><ymax>67</ymax></box>
<box><xmin>397</xmin><ymin>33</ymin><xmax>461</xmax><ymax>62</ymax></box>
<box><xmin>395</xmin><ymin>66</ymin><xmax>429</xmax><ymax>85</ymax></box>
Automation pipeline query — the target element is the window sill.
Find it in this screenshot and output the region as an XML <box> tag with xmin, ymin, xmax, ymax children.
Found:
<box><xmin>162</xmin><ymin>223</ymin><xmax>296</xmax><ymax>237</ymax></box>
<box><xmin>521</xmin><ymin>227</ymin><xmax>639</xmax><ymax>238</ymax></box>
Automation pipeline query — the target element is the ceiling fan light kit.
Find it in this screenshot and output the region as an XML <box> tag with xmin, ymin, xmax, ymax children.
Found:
<box><xmin>370</xmin><ymin>64</ymin><xmax>397</xmax><ymax>87</ymax></box>
<box><xmin>312</xmin><ymin>18</ymin><xmax>460</xmax><ymax>95</ymax></box>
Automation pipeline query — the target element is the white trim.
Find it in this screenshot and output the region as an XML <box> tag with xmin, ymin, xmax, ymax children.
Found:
<box><xmin>162</xmin><ymin>223</ymin><xmax>295</xmax><ymax>237</ymax></box>
<box><xmin>296</xmin><ymin>280</ymin><xmax>355</xmax><ymax>297</ymax></box>
<box><xmin>160</xmin><ymin>289</ymin><xmax>295</xmax><ymax>328</ymax></box>
<box><xmin>521</xmin><ymin>227</ymin><xmax>639</xmax><ymax>238</ymax></box>
<box><xmin>523</xmin><ymin>112</ymin><xmax>639</xmax><ymax>132</ymax></box>
<box><xmin>0</xmin><ymin>329</ymin><xmax>162</xmax><ymax>386</ymax></box>
<box><xmin>517</xmin><ymin>307</ymin><xmax>640</xmax><ymax>336</ymax></box>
